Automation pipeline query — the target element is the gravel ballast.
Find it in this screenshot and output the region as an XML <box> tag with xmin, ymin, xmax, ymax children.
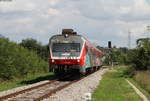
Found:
<box><xmin>0</xmin><ymin>68</ymin><xmax>108</xmax><ymax>101</ymax></box>
<box><xmin>0</xmin><ymin>80</ymin><xmax>50</xmax><ymax>97</ymax></box>
<box><xmin>44</xmin><ymin>68</ymin><xmax>108</xmax><ymax>101</ymax></box>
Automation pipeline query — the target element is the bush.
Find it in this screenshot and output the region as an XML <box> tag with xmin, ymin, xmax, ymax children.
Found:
<box><xmin>20</xmin><ymin>38</ymin><xmax>49</xmax><ymax>61</ymax></box>
<box><xmin>123</xmin><ymin>66</ymin><xmax>135</xmax><ymax>77</ymax></box>
<box><xmin>0</xmin><ymin>38</ymin><xmax>48</xmax><ymax>80</ymax></box>
<box><xmin>103</xmin><ymin>48</ymin><xmax>128</xmax><ymax>66</ymax></box>
<box><xmin>124</xmin><ymin>38</ymin><xmax>150</xmax><ymax>77</ymax></box>
<box><xmin>126</xmin><ymin>38</ymin><xmax>150</xmax><ymax>71</ymax></box>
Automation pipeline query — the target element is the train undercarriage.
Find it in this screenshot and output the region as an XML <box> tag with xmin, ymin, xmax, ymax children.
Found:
<box><xmin>49</xmin><ymin>64</ymin><xmax>101</xmax><ymax>79</ymax></box>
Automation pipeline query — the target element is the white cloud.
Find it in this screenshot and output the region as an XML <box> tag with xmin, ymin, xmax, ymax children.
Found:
<box><xmin>47</xmin><ymin>8</ymin><xmax>60</xmax><ymax>15</ymax></box>
<box><xmin>0</xmin><ymin>0</ymin><xmax>150</xmax><ymax>48</ymax></box>
<box><xmin>0</xmin><ymin>0</ymin><xmax>36</xmax><ymax>12</ymax></box>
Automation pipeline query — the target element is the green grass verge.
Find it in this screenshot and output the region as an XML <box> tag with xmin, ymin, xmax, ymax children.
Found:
<box><xmin>128</xmin><ymin>78</ymin><xmax>150</xmax><ymax>101</ymax></box>
<box><xmin>0</xmin><ymin>72</ymin><xmax>55</xmax><ymax>91</ymax></box>
<box><xmin>92</xmin><ymin>67</ymin><xmax>142</xmax><ymax>101</ymax></box>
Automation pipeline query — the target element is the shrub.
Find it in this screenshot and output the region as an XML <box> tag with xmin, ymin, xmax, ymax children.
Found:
<box><xmin>20</xmin><ymin>38</ymin><xmax>49</xmax><ymax>61</ymax></box>
<box><xmin>123</xmin><ymin>65</ymin><xmax>135</xmax><ymax>77</ymax></box>
<box><xmin>0</xmin><ymin>38</ymin><xmax>48</xmax><ymax>80</ymax></box>
<box><xmin>126</xmin><ymin>38</ymin><xmax>150</xmax><ymax>71</ymax></box>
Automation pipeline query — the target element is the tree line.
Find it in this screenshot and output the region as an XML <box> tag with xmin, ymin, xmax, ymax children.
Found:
<box><xmin>0</xmin><ymin>36</ymin><xmax>149</xmax><ymax>80</ymax></box>
<box><xmin>20</xmin><ymin>38</ymin><xmax>49</xmax><ymax>61</ymax></box>
<box><xmin>125</xmin><ymin>38</ymin><xmax>150</xmax><ymax>76</ymax></box>
<box><xmin>0</xmin><ymin>38</ymin><xmax>49</xmax><ymax>80</ymax></box>
<box><xmin>101</xmin><ymin>38</ymin><xmax>150</xmax><ymax>76</ymax></box>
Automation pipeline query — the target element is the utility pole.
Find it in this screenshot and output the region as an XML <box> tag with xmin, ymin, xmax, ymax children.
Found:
<box><xmin>128</xmin><ymin>30</ymin><xmax>131</xmax><ymax>49</ymax></box>
<box><xmin>147</xmin><ymin>26</ymin><xmax>150</xmax><ymax>38</ymax></box>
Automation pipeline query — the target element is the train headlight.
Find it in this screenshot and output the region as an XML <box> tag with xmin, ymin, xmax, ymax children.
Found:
<box><xmin>77</xmin><ymin>59</ymin><xmax>80</xmax><ymax>62</ymax></box>
<box><xmin>64</xmin><ymin>34</ymin><xmax>68</xmax><ymax>38</ymax></box>
<box><xmin>52</xmin><ymin>59</ymin><xmax>55</xmax><ymax>63</ymax></box>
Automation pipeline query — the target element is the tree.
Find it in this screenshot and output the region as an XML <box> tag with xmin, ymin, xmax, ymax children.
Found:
<box><xmin>137</xmin><ymin>38</ymin><xmax>150</xmax><ymax>51</ymax></box>
<box><xmin>101</xmin><ymin>47</ymin><xmax>128</xmax><ymax>66</ymax></box>
<box><xmin>0</xmin><ymin>38</ymin><xmax>48</xmax><ymax>80</ymax></box>
<box><xmin>127</xmin><ymin>38</ymin><xmax>150</xmax><ymax>70</ymax></box>
<box><xmin>20</xmin><ymin>38</ymin><xmax>40</xmax><ymax>51</ymax></box>
<box><xmin>20</xmin><ymin>38</ymin><xmax>49</xmax><ymax>61</ymax></box>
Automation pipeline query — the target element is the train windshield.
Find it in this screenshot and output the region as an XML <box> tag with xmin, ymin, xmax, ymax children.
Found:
<box><xmin>52</xmin><ymin>43</ymin><xmax>80</xmax><ymax>52</ymax></box>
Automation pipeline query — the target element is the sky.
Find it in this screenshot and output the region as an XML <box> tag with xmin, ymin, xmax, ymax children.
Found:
<box><xmin>0</xmin><ymin>0</ymin><xmax>150</xmax><ymax>48</ymax></box>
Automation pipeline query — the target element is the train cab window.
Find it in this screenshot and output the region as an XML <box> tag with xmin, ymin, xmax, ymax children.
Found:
<box><xmin>52</xmin><ymin>43</ymin><xmax>81</xmax><ymax>52</ymax></box>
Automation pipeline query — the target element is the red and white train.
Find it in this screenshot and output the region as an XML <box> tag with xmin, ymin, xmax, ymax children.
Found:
<box><xmin>49</xmin><ymin>29</ymin><xmax>104</xmax><ymax>77</ymax></box>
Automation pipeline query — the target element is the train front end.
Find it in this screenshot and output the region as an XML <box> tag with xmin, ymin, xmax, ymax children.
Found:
<box><xmin>49</xmin><ymin>29</ymin><xmax>86</xmax><ymax>76</ymax></box>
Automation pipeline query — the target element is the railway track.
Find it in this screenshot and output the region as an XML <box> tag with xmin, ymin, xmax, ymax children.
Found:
<box><xmin>0</xmin><ymin>69</ymin><xmax>102</xmax><ymax>101</ymax></box>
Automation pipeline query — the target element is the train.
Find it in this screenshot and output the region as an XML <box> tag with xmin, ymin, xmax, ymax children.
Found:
<box><xmin>49</xmin><ymin>29</ymin><xmax>104</xmax><ymax>78</ymax></box>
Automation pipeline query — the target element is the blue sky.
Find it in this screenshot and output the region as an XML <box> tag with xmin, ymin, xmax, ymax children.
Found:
<box><xmin>0</xmin><ymin>0</ymin><xmax>150</xmax><ymax>48</ymax></box>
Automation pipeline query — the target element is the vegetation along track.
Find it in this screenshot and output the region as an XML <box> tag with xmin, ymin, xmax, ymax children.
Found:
<box><xmin>0</xmin><ymin>68</ymin><xmax>103</xmax><ymax>101</ymax></box>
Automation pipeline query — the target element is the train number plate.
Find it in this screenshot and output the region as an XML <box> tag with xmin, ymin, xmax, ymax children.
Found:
<box><xmin>61</xmin><ymin>53</ymin><xmax>70</xmax><ymax>56</ymax></box>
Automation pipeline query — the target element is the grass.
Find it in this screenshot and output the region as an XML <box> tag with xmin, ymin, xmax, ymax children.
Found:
<box><xmin>0</xmin><ymin>72</ymin><xmax>55</xmax><ymax>91</ymax></box>
<box><xmin>126</xmin><ymin>70</ymin><xmax>150</xmax><ymax>101</ymax></box>
<box><xmin>128</xmin><ymin>78</ymin><xmax>150</xmax><ymax>101</ymax></box>
<box><xmin>133</xmin><ymin>71</ymin><xmax>150</xmax><ymax>94</ymax></box>
<box><xmin>92</xmin><ymin>67</ymin><xmax>142</xmax><ymax>101</ymax></box>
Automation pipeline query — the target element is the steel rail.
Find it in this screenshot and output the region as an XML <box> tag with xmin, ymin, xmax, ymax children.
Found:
<box><xmin>34</xmin><ymin>69</ymin><xmax>100</xmax><ymax>101</ymax></box>
<box><xmin>34</xmin><ymin>80</ymin><xmax>78</xmax><ymax>101</ymax></box>
<box><xmin>0</xmin><ymin>67</ymin><xmax>103</xmax><ymax>101</ymax></box>
<box><xmin>0</xmin><ymin>80</ymin><xmax>58</xmax><ymax>101</ymax></box>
